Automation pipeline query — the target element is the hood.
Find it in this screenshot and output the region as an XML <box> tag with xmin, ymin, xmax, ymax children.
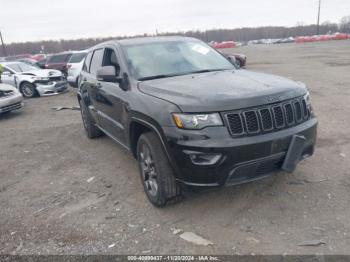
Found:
<box><xmin>138</xmin><ymin>70</ymin><xmax>307</xmax><ymax>112</ymax></box>
<box><xmin>20</xmin><ymin>69</ymin><xmax>62</xmax><ymax>77</ymax></box>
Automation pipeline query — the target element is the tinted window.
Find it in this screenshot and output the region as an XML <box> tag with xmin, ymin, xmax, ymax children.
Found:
<box><xmin>82</xmin><ymin>52</ymin><xmax>93</xmax><ymax>72</ymax></box>
<box><xmin>89</xmin><ymin>49</ymin><xmax>104</xmax><ymax>75</ymax></box>
<box><xmin>49</xmin><ymin>54</ymin><xmax>71</xmax><ymax>63</ymax></box>
<box><xmin>69</xmin><ymin>52</ymin><xmax>87</xmax><ymax>63</ymax></box>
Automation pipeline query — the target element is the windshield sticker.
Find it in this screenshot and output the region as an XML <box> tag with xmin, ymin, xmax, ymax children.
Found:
<box><xmin>192</xmin><ymin>44</ymin><xmax>210</xmax><ymax>55</ymax></box>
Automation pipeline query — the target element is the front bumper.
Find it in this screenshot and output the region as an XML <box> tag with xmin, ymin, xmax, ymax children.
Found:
<box><xmin>0</xmin><ymin>92</ymin><xmax>24</xmax><ymax>113</ymax></box>
<box><xmin>34</xmin><ymin>80</ymin><xmax>68</xmax><ymax>96</ymax></box>
<box><xmin>163</xmin><ymin>118</ymin><xmax>317</xmax><ymax>186</ymax></box>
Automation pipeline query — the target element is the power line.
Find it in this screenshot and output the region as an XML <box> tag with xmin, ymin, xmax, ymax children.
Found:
<box><xmin>0</xmin><ymin>30</ymin><xmax>7</xmax><ymax>56</ymax></box>
<box><xmin>317</xmin><ymin>0</ymin><xmax>321</xmax><ymax>35</ymax></box>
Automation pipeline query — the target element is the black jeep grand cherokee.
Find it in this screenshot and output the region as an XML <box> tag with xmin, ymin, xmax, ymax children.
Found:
<box><xmin>78</xmin><ymin>36</ymin><xmax>317</xmax><ymax>207</ymax></box>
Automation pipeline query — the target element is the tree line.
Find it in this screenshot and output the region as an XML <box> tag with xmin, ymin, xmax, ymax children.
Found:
<box><xmin>1</xmin><ymin>16</ymin><xmax>350</xmax><ymax>57</ymax></box>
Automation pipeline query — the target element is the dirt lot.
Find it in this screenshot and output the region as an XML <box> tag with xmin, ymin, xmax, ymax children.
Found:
<box><xmin>1</xmin><ymin>40</ymin><xmax>350</xmax><ymax>255</ymax></box>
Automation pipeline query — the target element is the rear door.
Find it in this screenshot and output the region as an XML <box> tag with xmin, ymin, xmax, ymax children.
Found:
<box><xmin>80</xmin><ymin>50</ymin><xmax>99</xmax><ymax>121</ymax></box>
<box><xmin>82</xmin><ymin>48</ymin><xmax>105</xmax><ymax>126</ymax></box>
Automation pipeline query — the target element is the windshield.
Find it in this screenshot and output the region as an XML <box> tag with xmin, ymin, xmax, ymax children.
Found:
<box><xmin>123</xmin><ymin>40</ymin><xmax>234</xmax><ymax>80</ymax></box>
<box><xmin>7</xmin><ymin>62</ymin><xmax>38</xmax><ymax>72</ymax></box>
<box><xmin>69</xmin><ymin>52</ymin><xmax>87</xmax><ymax>63</ymax></box>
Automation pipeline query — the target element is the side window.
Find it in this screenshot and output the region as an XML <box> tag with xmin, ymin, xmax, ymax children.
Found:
<box><xmin>89</xmin><ymin>49</ymin><xmax>104</xmax><ymax>75</ymax></box>
<box><xmin>64</xmin><ymin>54</ymin><xmax>73</xmax><ymax>62</ymax></box>
<box><xmin>49</xmin><ymin>54</ymin><xmax>66</xmax><ymax>63</ymax></box>
<box><xmin>82</xmin><ymin>52</ymin><xmax>93</xmax><ymax>72</ymax></box>
<box><xmin>3</xmin><ymin>67</ymin><xmax>12</xmax><ymax>74</ymax></box>
<box><xmin>103</xmin><ymin>48</ymin><xmax>120</xmax><ymax>75</ymax></box>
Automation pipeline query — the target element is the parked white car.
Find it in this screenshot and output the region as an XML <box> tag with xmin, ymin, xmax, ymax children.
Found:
<box><xmin>0</xmin><ymin>83</ymin><xmax>23</xmax><ymax>114</ymax></box>
<box><xmin>0</xmin><ymin>62</ymin><xmax>68</xmax><ymax>98</ymax></box>
<box><xmin>67</xmin><ymin>50</ymin><xmax>87</xmax><ymax>87</ymax></box>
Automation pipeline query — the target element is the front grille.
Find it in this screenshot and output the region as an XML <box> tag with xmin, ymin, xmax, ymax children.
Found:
<box><xmin>225</xmin><ymin>97</ymin><xmax>310</xmax><ymax>137</ymax></box>
<box><xmin>243</xmin><ymin>111</ymin><xmax>259</xmax><ymax>133</ymax></box>
<box><xmin>226</xmin><ymin>114</ymin><xmax>244</xmax><ymax>134</ymax></box>
<box><xmin>49</xmin><ymin>76</ymin><xmax>63</xmax><ymax>82</ymax></box>
<box><xmin>227</xmin><ymin>154</ymin><xmax>285</xmax><ymax>185</ymax></box>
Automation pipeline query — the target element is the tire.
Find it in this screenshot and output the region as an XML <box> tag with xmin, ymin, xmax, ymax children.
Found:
<box><xmin>137</xmin><ymin>132</ymin><xmax>181</xmax><ymax>207</ymax></box>
<box><xmin>236</xmin><ymin>59</ymin><xmax>242</xmax><ymax>68</ymax></box>
<box><xmin>20</xmin><ymin>82</ymin><xmax>37</xmax><ymax>98</ymax></box>
<box><xmin>79</xmin><ymin>99</ymin><xmax>103</xmax><ymax>139</ymax></box>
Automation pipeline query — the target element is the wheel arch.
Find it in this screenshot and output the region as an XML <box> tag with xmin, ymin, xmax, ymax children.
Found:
<box><xmin>128</xmin><ymin>116</ymin><xmax>181</xmax><ymax>179</ymax></box>
<box><xmin>19</xmin><ymin>81</ymin><xmax>38</xmax><ymax>97</ymax></box>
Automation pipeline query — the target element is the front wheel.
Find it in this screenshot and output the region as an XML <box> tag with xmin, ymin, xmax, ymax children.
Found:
<box><xmin>20</xmin><ymin>82</ymin><xmax>37</xmax><ymax>98</ymax></box>
<box><xmin>137</xmin><ymin>132</ymin><xmax>181</xmax><ymax>207</ymax></box>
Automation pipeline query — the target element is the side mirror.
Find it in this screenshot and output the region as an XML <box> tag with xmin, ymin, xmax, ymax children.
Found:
<box><xmin>226</xmin><ymin>55</ymin><xmax>240</xmax><ymax>68</ymax></box>
<box><xmin>97</xmin><ymin>66</ymin><xmax>120</xmax><ymax>82</ymax></box>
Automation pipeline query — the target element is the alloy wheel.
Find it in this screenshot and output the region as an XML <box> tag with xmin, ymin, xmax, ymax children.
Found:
<box><xmin>22</xmin><ymin>83</ymin><xmax>34</xmax><ymax>97</ymax></box>
<box><xmin>139</xmin><ymin>143</ymin><xmax>158</xmax><ymax>197</ymax></box>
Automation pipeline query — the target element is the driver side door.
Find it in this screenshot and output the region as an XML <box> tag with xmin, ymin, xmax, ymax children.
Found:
<box><xmin>1</xmin><ymin>67</ymin><xmax>16</xmax><ymax>87</ymax></box>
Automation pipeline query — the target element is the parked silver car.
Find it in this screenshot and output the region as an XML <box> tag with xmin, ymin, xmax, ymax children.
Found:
<box><xmin>0</xmin><ymin>83</ymin><xmax>23</xmax><ymax>114</ymax></box>
<box><xmin>0</xmin><ymin>62</ymin><xmax>68</xmax><ymax>98</ymax></box>
<box><xmin>67</xmin><ymin>50</ymin><xmax>87</xmax><ymax>87</ymax></box>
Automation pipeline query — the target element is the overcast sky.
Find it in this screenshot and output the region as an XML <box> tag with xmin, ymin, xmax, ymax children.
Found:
<box><xmin>1</xmin><ymin>0</ymin><xmax>349</xmax><ymax>43</ymax></box>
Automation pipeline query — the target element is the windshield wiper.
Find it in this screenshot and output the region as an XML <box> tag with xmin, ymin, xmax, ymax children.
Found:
<box><xmin>185</xmin><ymin>69</ymin><xmax>228</xmax><ymax>74</ymax></box>
<box><xmin>138</xmin><ymin>69</ymin><xmax>229</xmax><ymax>81</ymax></box>
<box><xmin>138</xmin><ymin>74</ymin><xmax>182</xmax><ymax>81</ymax></box>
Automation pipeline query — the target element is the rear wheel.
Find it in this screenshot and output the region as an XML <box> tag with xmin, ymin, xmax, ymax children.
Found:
<box><xmin>79</xmin><ymin>99</ymin><xmax>102</xmax><ymax>138</ymax></box>
<box><xmin>137</xmin><ymin>132</ymin><xmax>181</xmax><ymax>207</ymax></box>
<box><xmin>20</xmin><ymin>82</ymin><xmax>37</xmax><ymax>98</ymax></box>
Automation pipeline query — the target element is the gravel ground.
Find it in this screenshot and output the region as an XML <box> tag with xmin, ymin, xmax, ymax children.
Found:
<box><xmin>1</xmin><ymin>40</ymin><xmax>350</xmax><ymax>255</ymax></box>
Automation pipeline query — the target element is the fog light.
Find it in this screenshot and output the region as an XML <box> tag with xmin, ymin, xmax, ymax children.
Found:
<box><xmin>184</xmin><ymin>150</ymin><xmax>222</xmax><ymax>165</ymax></box>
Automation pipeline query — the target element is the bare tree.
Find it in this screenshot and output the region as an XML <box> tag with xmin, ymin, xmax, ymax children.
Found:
<box><xmin>1</xmin><ymin>21</ymin><xmax>349</xmax><ymax>57</ymax></box>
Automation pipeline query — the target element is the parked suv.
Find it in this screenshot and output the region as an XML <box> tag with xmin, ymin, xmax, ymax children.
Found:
<box><xmin>78</xmin><ymin>37</ymin><xmax>317</xmax><ymax>207</ymax></box>
<box><xmin>67</xmin><ymin>50</ymin><xmax>87</xmax><ymax>87</ymax></box>
<box><xmin>45</xmin><ymin>52</ymin><xmax>73</xmax><ymax>76</ymax></box>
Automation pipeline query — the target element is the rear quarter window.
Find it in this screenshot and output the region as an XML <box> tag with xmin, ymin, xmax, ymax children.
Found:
<box><xmin>69</xmin><ymin>53</ymin><xmax>87</xmax><ymax>63</ymax></box>
<box><xmin>89</xmin><ymin>49</ymin><xmax>104</xmax><ymax>75</ymax></box>
<box><xmin>48</xmin><ymin>54</ymin><xmax>72</xmax><ymax>63</ymax></box>
<box><xmin>82</xmin><ymin>52</ymin><xmax>93</xmax><ymax>72</ymax></box>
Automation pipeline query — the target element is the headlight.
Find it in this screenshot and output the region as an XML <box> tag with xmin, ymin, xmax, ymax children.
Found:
<box><xmin>303</xmin><ymin>91</ymin><xmax>311</xmax><ymax>106</ymax></box>
<box><xmin>303</xmin><ymin>91</ymin><xmax>314</xmax><ymax>115</ymax></box>
<box><xmin>31</xmin><ymin>76</ymin><xmax>49</xmax><ymax>81</ymax></box>
<box><xmin>172</xmin><ymin>113</ymin><xmax>223</xmax><ymax>129</ymax></box>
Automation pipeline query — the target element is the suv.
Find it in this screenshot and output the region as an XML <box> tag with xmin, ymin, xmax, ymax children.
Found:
<box><xmin>78</xmin><ymin>37</ymin><xmax>317</xmax><ymax>207</ymax></box>
<box><xmin>67</xmin><ymin>51</ymin><xmax>87</xmax><ymax>87</ymax></box>
<box><xmin>45</xmin><ymin>52</ymin><xmax>73</xmax><ymax>76</ymax></box>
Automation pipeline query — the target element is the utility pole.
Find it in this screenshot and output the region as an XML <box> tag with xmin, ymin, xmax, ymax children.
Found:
<box><xmin>316</xmin><ymin>0</ymin><xmax>321</xmax><ymax>35</ymax></box>
<box><xmin>0</xmin><ymin>30</ymin><xmax>7</xmax><ymax>57</ymax></box>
